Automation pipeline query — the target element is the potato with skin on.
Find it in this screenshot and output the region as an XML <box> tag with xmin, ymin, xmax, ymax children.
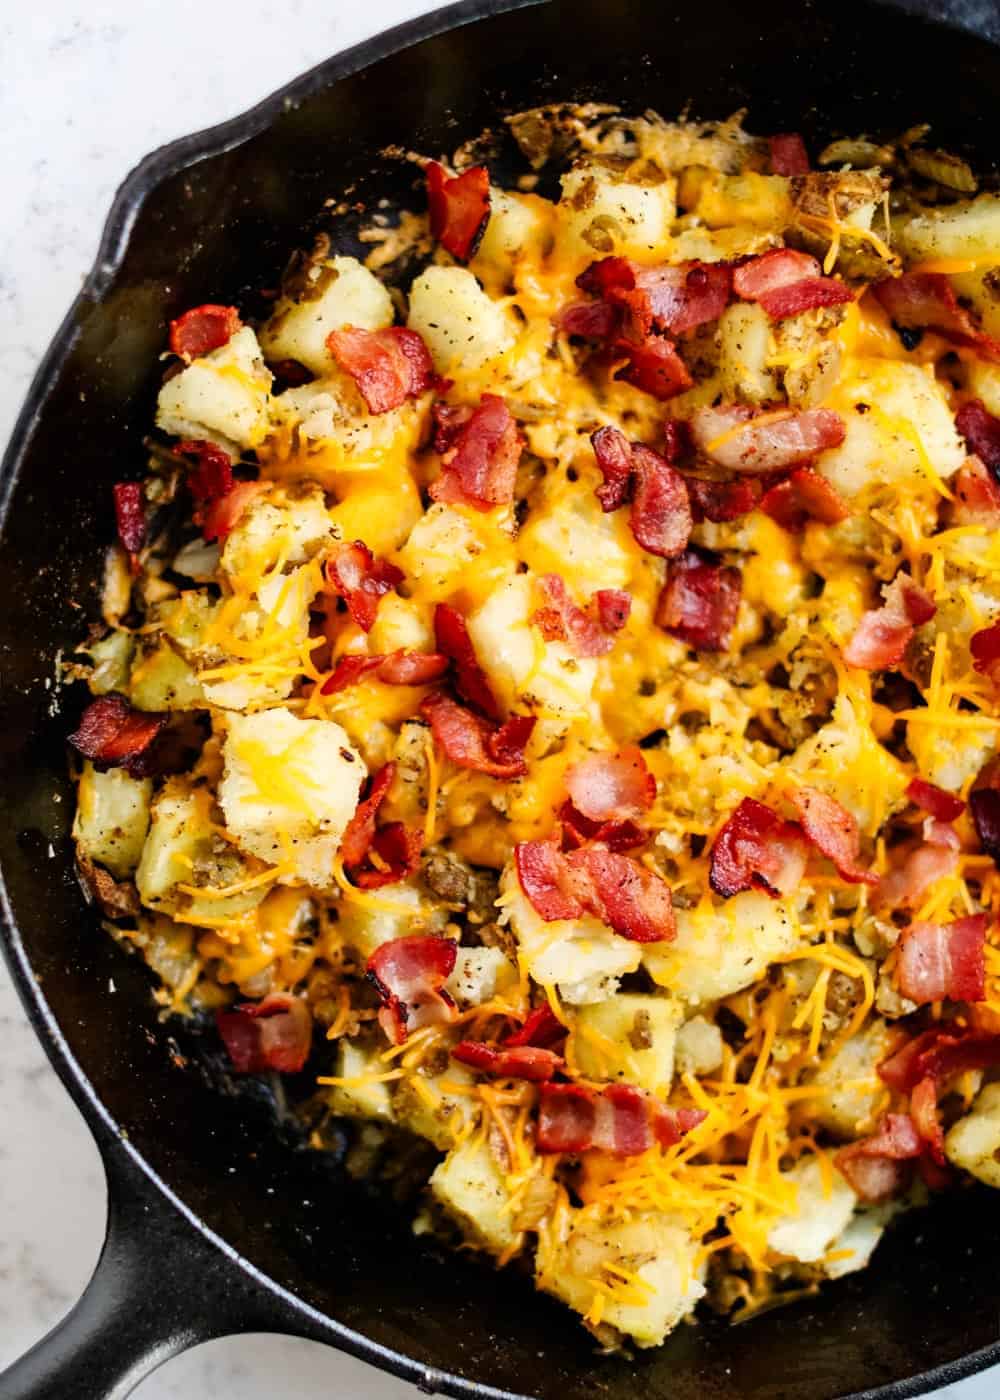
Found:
<box><xmin>429</xmin><ymin>1132</ymin><xmax>520</xmax><ymax>1256</ymax></box>
<box><xmin>945</xmin><ymin>1082</ymin><xmax>1000</xmax><ymax>1188</ymax></box>
<box><xmin>536</xmin><ymin>1209</ymin><xmax>705</xmax><ymax>1348</ymax></box>
<box><xmin>218</xmin><ymin>708</ymin><xmax>366</xmax><ymax>889</ymax></box>
<box><xmin>73</xmin><ymin>763</ymin><xmax>152</xmax><ymax>880</ymax></box>
<box><xmin>259</xmin><ymin>255</ymin><xmax>395</xmax><ymax>377</ymax></box>
<box><xmin>569</xmin><ymin>994</ymin><xmax>683</xmax><ymax>1096</ymax></box>
<box><xmin>156</xmin><ymin>325</ymin><xmax>272</xmax><ymax>453</ymax></box>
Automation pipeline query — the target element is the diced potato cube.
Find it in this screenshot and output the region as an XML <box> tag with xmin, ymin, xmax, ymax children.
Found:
<box><xmin>156</xmin><ymin>326</ymin><xmax>272</xmax><ymax>451</ymax></box>
<box><xmin>129</xmin><ymin>641</ymin><xmax>205</xmax><ymax>711</ymax></box>
<box><xmin>407</xmin><ymin>266</ymin><xmax>515</xmax><ymax>374</ymax></box>
<box><xmin>785</xmin><ymin>692</ymin><xmax>909</xmax><ymax>834</ymax></box>
<box><xmin>907</xmin><ymin>722</ymin><xmax>996</xmax><ymax>796</ymax></box>
<box><xmin>766</xmin><ymin>1157</ymin><xmax>856</xmax><ymax>1263</ymax></box>
<box><xmin>645</xmin><ymin>891</ymin><xmax>797</xmax><ymax>1006</ymax></box>
<box><xmin>467</xmin><ymin>574</ymin><xmax>598</xmax><ymax>717</ymax></box>
<box><xmin>692</xmin><ymin>173</ymin><xmax>792</xmax><ymax>230</ymax></box>
<box><xmin>220</xmin><ymin>487</ymin><xmax>335</xmax><ymax>580</ymax></box>
<box><xmin>430</xmin><ymin>1134</ymin><xmax>518</xmax><ymax>1256</ymax></box>
<box><xmin>393</xmin><ymin>1055</ymin><xmax>477</xmax><ymax>1150</ymax></box>
<box><xmin>963</xmin><ymin>357</ymin><xmax>1000</xmax><ymax>418</ymax></box>
<box><xmin>395</xmin><ymin>503</ymin><xmax>487</xmax><ymax>600</ymax></box>
<box><xmin>259</xmin><ymin>256</ymin><xmax>394</xmax><ymax>376</ymax></box>
<box><xmin>518</xmin><ymin>477</ymin><xmax>637</xmax><ymax>594</ymax></box>
<box><xmin>570</xmin><ymin>994</ymin><xmax>682</xmax><ymax>1095</ymax></box>
<box><xmin>135</xmin><ymin>780</ymin><xmax>214</xmax><ymax>911</ymax></box>
<box><xmin>335</xmin><ymin>881</ymin><xmax>450</xmax><ymax>962</ymax></box>
<box><xmin>446</xmin><ymin>947</ymin><xmax>516</xmax><ymax>1008</ymax></box>
<box><xmin>819</xmin><ymin>359</ymin><xmax>965</xmax><ymax>500</ymax></box>
<box><xmin>73</xmin><ymin>763</ymin><xmax>152</xmax><ymax>879</ymax></box>
<box><xmin>675</xmin><ymin>1016</ymin><xmax>724</xmax><ymax>1077</ymax></box>
<box><xmin>366</xmin><ymin>593</ymin><xmax>435</xmax><ymax>655</ymax></box>
<box><xmin>717</xmin><ymin>301</ymin><xmax>777</xmax><ymax>405</ymax></box>
<box><xmin>945</xmin><ymin>1082</ymin><xmax>1000</xmax><ymax>1188</ymax></box>
<box><xmin>556</xmin><ymin>163</ymin><xmax>676</xmax><ymax>262</ymax></box>
<box><xmin>803</xmin><ymin>1019</ymin><xmax>894</xmax><ymax>1140</ymax></box>
<box><xmin>219</xmin><ymin>708</ymin><xmax>366</xmax><ymax>888</ymax></box>
<box><xmin>536</xmin><ymin>1210</ymin><xmax>704</xmax><ymax>1348</ymax></box>
<box><xmin>895</xmin><ymin>194</ymin><xmax>1000</xmax><ymax>266</ymax></box>
<box><xmin>326</xmin><ymin>1038</ymin><xmax>396</xmax><ymax>1123</ymax></box>
<box><xmin>824</xmin><ymin>1206</ymin><xmax>893</xmax><ymax>1280</ymax></box>
<box><xmin>473</xmin><ymin>189</ymin><xmax>554</xmax><ymax>284</ymax></box>
<box><xmin>500</xmin><ymin>863</ymin><xmax>640</xmax><ymax>1003</ymax></box>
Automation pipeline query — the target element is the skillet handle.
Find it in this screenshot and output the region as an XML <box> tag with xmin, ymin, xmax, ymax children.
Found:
<box><xmin>0</xmin><ymin>1135</ymin><xmax>285</xmax><ymax>1400</ymax></box>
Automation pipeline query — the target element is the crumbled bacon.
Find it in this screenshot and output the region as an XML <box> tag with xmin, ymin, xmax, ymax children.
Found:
<box><xmin>421</xmin><ymin>692</ymin><xmax>534</xmax><ymax>779</ymax></box>
<box><xmin>558</xmin><ymin>800</ymin><xmax>646</xmax><ymax>854</ymax></box>
<box><xmin>201</xmin><ymin>481</ymin><xmax>263</xmax><ymax>543</ymax></box>
<box><xmin>367</xmin><ymin>934</ymin><xmax>458</xmax><ymax>1045</ymax></box>
<box><xmin>321</xmin><ymin>650</ymin><xmax>449</xmax><ymax>694</ymax></box>
<box><xmin>834</xmin><ymin>1113</ymin><xmax>922</xmax><ymax>1202</ymax></box>
<box><xmin>429</xmin><ymin>393</ymin><xmax>522</xmax><ymax>511</ymax></box>
<box><xmin>952</xmin><ymin>455</ymin><xmax>1000</xmax><ymax>527</ymax></box>
<box><xmin>216</xmin><ymin>993</ymin><xmax>312</xmax><ymax>1073</ymax></box>
<box><xmin>759</xmin><ymin>467</ymin><xmax>850</xmax><ymax>531</ymax></box>
<box><xmin>554</xmin><ymin>299</ymin><xmax>620</xmax><ymax>340</ymax></box>
<box><xmin>341</xmin><ymin>763</ymin><xmax>396</xmax><ymax>868</ymax></box>
<box><xmin>576</xmin><ymin>256</ymin><xmax>732</xmax><ymax>340</ymax></box>
<box><xmin>709</xmin><ymin>797</ymin><xmax>807</xmax><ymax>898</ymax></box>
<box><xmin>178</xmin><ymin>439</ymin><xmax>234</xmax><ymax>508</ymax></box>
<box><xmin>591</xmin><ymin>425</ymin><xmax>637</xmax><ymax>512</ymax></box>
<box><xmin>956</xmin><ymin>401</ymin><xmax>1000</xmax><ymax>472</ymax></box>
<box><xmin>434</xmin><ymin>603</ymin><xmax>500</xmax><ymax>717</ymax></box>
<box><xmin>843</xmin><ymin>573</ymin><xmax>936</xmax><ymax>671</ymax></box>
<box><xmin>971</xmin><ymin>620</ymin><xmax>1000</xmax><ymax>687</ymax></box>
<box><xmin>656</xmin><ymin>546</ymin><xmax>742</xmax><ymax>652</ymax></box>
<box><xmin>536</xmin><ymin>1082</ymin><xmax>705</xmax><ymax>1156</ymax></box>
<box><xmin>897</xmin><ymin>914</ymin><xmax>987</xmax><ymax>1005</ymax></box>
<box><xmin>112</xmin><ymin>482</ymin><xmax>145</xmax><ymax>570</ymax></box>
<box><xmin>683</xmin><ymin>474</ymin><xmax>760</xmax><ymax>524</ymax></box>
<box><xmin>733</xmin><ymin>249</ymin><xmax>853</xmax><ymax>320</ymax></box>
<box><xmin>874</xmin><ymin>273</ymin><xmax>1000</xmax><ymax>362</ymax></box>
<box><xmin>878</xmin><ymin>1026</ymin><xmax>1000</xmax><ymax>1093</ymax></box>
<box><xmin>614</xmin><ymin>334</ymin><xmax>694</xmax><ymax>401</ymax></box>
<box><xmin>534</xmin><ymin>574</ymin><xmax>630</xmax><ymax>657</ymax></box>
<box><xmin>505</xmin><ymin>1003</ymin><xmax>567</xmax><ymax>1050</ymax></box>
<box><xmin>515</xmin><ymin>839</ymin><xmax>674</xmax><ymax>942</ymax></box>
<box><xmin>971</xmin><ymin>784</ymin><xmax>1000</xmax><ymax>866</ymax></box>
<box><xmin>426</xmin><ymin>162</ymin><xmax>491</xmax><ymax>262</ymax></box>
<box><xmin>565</xmin><ymin>746</ymin><xmax>655</xmax><ymax>823</ymax></box>
<box><xmin>68</xmin><ymin>694</ymin><xmax>166</xmax><ymax>780</ymax></box>
<box><xmin>690</xmin><ymin>404</ymin><xmax>846</xmax><ymax>473</ymax></box>
<box><xmin>326</xmin><ymin>541</ymin><xmax>403</xmax><ymax>633</ymax></box>
<box><xmin>590</xmin><ymin>427</ymin><xmax>694</xmax><ymax>557</ymax></box>
<box><xmin>786</xmin><ymin>786</ymin><xmax>877</xmax><ymax>885</ymax></box>
<box><xmin>907</xmin><ymin>777</ymin><xmax>965</xmax><ymax>823</ymax></box>
<box><xmin>169</xmin><ymin>303</ymin><xmax>241</xmax><ymax>358</ymax></box>
<box><xmin>594</xmin><ymin>589</ymin><xmax>631</xmax><ymax>632</ymax></box>
<box><xmin>876</xmin><ymin>841</ymin><xmax>960</xmax><ymax>912</ymax></box>
<box><xmin>768</xmin><ymin>132</ymin><xmax>810</xmax><ymax>176</ymax></box>
<box><xmin>339</xmin><ymin>763</ymin><xmax>421</xmax><ymax>889</ymax></box>
<box><xmin>326</xmin><ymin>326</ymin><xmax>433</xmax><ymax>414</ymax></box>
<box><xmin>451</xmin><ymin>1040</ymin><xmax>564</xmax><ymax>1081</ymax></box>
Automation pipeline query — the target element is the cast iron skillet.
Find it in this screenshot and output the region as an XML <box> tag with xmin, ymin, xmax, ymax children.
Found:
<box><xmin>4</xmin><ymin>0</ymin><xmax>1000</xmax><ymax>1395</ymax></box>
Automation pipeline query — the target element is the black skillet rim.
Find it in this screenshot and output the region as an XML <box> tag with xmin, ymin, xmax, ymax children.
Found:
<box><xmin>1</xmin><ymin>0</ymin><xmax>1000</xmax><ymax>1395</ymax></box>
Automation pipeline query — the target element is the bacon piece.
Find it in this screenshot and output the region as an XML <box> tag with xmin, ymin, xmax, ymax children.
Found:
<box><xmin>339</xmin><ymin>765</ymin><xmax>420</xmax><ymax>890</ymax></box>
<box><xmin>907</xmin><ymin>777</ymin><xmax>965</xmax><ymax>822</ymax></box>
<box><xmin>341</xmin><ymin>763</ymin><xmax>396</xmax><ymax>869</ymax></box>
<box><xmin>769</xmin><ymin>132</ymin><xmax>810</xmax><ymax>176</ymax></box>
<box><xmin>514</xmin><ymin>840</ymin><xmax>674</xmax><ymax>942</ymax></box>
<box><xmin>683</xmin><ymin>475</ymin><xmax>760</xmax><ymax>524</ymax></box>
<box><xmin>591</xmin><ymin>424</ymin><xmax>637</xmax><ymax>512</ymax></box>
<box><xmin>505</xmin><ymin>1004</ymin><xmax>567</xmax><ymax>1050</ymax></box>
<box><xmin>909</xmin><ymin>1075</ymin><xmax>946</xmax><ymax>1165</ymax></box>
<box><xmin>536</xmin><ymin>1082</ymin><xmax>705</xmax><ymax>1156</ymax></box>
<box><xmin>878</xmin><ymin>1026</ymin><xmax>1000</xmax><ymax>1093</ymax></box>
<box><xmin>326</xmin><ymin>541</ymin><xmax>403</xmax><ymax>633</ymax></box>
<box><xmin>429</xmin><ymin>393</ymin><xmax>522</xmax><ymax>511</ymax></box>
<box><xmin>834</xmin><ymin>1113</ymin><xmax>922</xmax><ymax>1201</ymax></box>
<box><xmin>178</xmin><ymin>439</ymin><xmax>234</xmax><ymax>506</ymax></box>
<box><xmin>786</xmin><ymin>785</ymin><xmax>877</xmax><ymax>885</ymax></box>
<box><xmin>367</xmin><ymin>934</ymin><xmax>458</xmax><ymax>1045</ymax></box>
<box><xmin>594</xmin><ymin>589</ymin><xmax>631</xmax><ymax>632</ymax></box>
<box><xmin>971</xmin><ymin>620</ymin><xmax>1000</xmax><ymax>688</ymax></box>
<box><xmin>577</xmin><ymin>257</ymin><xmax>732</xmax><ymax>340</ymax></box>
<box><xmin>709</xmin><ymin>797</ymin><xmax>807</xmax><ymax>899</ymax></box>
<box><xmin>534</xmin><ymin>574</ymin><xmax>626</xmax><ymax>657</ymax></box>
<box><xmin>421</xmin><ymin>692</ymin><xmax>534</xmax><ymax>779</ymax></box>
<box><xmin>874</xmin><ymin>273</ymin><xmax>1000</xmax><ymax>362</ymax></box>
<box><xmin>201</xmin><ymin>480</ymin><xmax>262</xmax><ymax>543</ymax></box>
<box><xmin>759</xmin><ymin>466</ymin><xmax>850</xmax><ymax>531</ymax></box>
<box><xmin>169</xmin><ymin>303</ymin><xmax>241</xmax><ymax>358</ymax></box>
<box><xmin>971</xmin><ymin>785</ymin><xmax>1000</xmax><ymax>865</ymax></box>
<box><xmin>320</xmin><ymin>650</ymin><xmax>449</xmax><ymax>695</ymax></box>
<box><xmin>558</xmin><ymin>801</ymin><xmax>646</xmax><ymax>854</ymax></box>
<box><xmin>690</xmin><ymin>404</ymin><xmax>846</xmax><ymax>473</ymax></box>
<box><xmin>565</xmin><ymin>747</ymin><xmax>655</xmax><ymax>823</ymax></box>
<box><xmin>876</xmin><ymin>841</ymin><xmax>960</xmax><ymax>912</ymax></box>
<box><xmin>434</xmin><ymin>602</ymin><xmax>500</xmax><ymax>717</ymax></box>
<box><xmin>590</xmin><ymin>424</ymin><xmax>693</xmax><ymax>555</ymax></box>
<box><xmin>898</xmin><ymin>914</ymin><xmax>987</xmax><ymax>1005</ymax></box>
<box><xmin>216</xmin><ymin>993</ymin><xmax>312</xmax><ymax>1073</ymax></box>
<box><xmin>451</xmin><ymin>1040</ymin><xmax>563</xmax><ymax>1081</ymax></box>
<box><xmin>956</xmin><ymin>401</ymin><xmax>1000</xmax><ymax>472</ymax></box>
<box><xmin>112</xmin><ymin>482</ymin><xmax>145</xmax><ymax>569</ymax></box>
<box><xmin>656</xmin><ymin>546</ymin><xmax>742</xmax><ymax>652</ymax></box>
<box><xmin>843</xmin><ymin>573</ymin><xmax>936</xmax><ymax>671</ymax></box>
<box><xmin>952</xmin><ymin>454</ymin><xmax>1000</xmax><ymax>526</ymax></box>
<box><xmin>733</xmin><ymin>249</ymin><xmax>853</xmax><ymax>320</ymax></box>
<box><xmin>68</xmin><ymin>694</ymin><xmax>166</xmax><ymax>780</ymax></box>
<box><xmin>614</xmin><ymin>334</ymin><xmax>693</xmax><ymax>401</ymax></box>
<box><xmin>426</xmin><ymin>162</ymin><xmax>491</xmax><ymax>262</ymax></box>
<box><xmin>326</xmin><ymin>326</ymin><xmax>433</xmax><ymax>414</ymax></box>
<box><xmin>554</xmin><ymin>299</ymin><xmax>620</xmax><ymax>340</ymax></box>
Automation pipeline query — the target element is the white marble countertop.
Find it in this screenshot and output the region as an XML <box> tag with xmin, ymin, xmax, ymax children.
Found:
<box><xmin>0</xmin><ymin>2</ymin><xmax>996</xmax><ymax>1396</ymax></box>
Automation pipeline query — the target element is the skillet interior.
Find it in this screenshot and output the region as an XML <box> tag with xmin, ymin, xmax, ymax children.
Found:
<box><xmin>4</xmin><ymin>0</ymin><xmax>1000</xmax><ymax>1395</ymax></box>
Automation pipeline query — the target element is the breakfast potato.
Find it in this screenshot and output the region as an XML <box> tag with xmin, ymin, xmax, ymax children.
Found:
<box><xmin>156</xmin><ymin>326</ymin><xmax>272</xmax><ymax>451</ymax></box>
<box><xmin>259</xmin><ymin>255</ymin><xmax>395</xmax><ymax>376</ymax></box>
